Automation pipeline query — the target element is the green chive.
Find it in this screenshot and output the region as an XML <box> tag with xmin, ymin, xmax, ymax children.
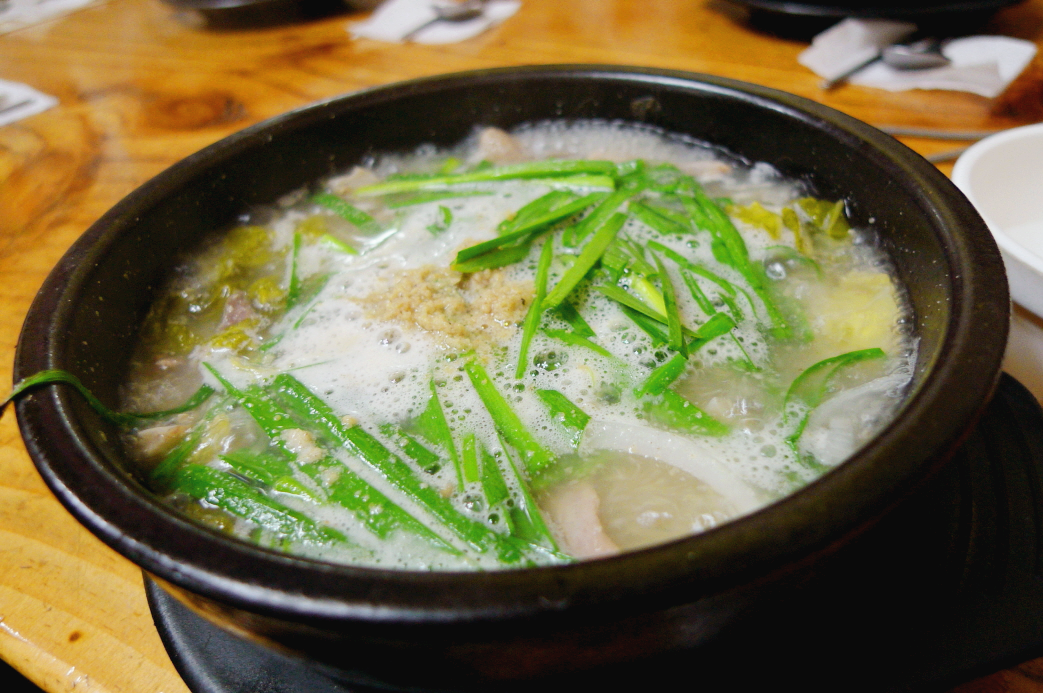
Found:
<box><xmin>542</xmin><ymin>329</ymin><xmax>613</xmax><ymax>358</ymax></box>
<box><xmin>535</xmin><ymin>389</ymin><xmax>590</xmax><ymax>446</ymax></box>
<box><xmin>554</xmin><ymin>301</ymin><xmax>595</xmax><ymax>338</ymax></box>
<box><xmin>542</xmin><ymin>212</ymin><xmax>627</xmax><ymax>311</ymax></box>
<box><xmin>2</xmin><ymin>369</ymin><xmax>214</xmax><ymax>428</ymax></box>
<box><xmin>356</xmin><ymin>160</ymin><xmax>619</xmax><ymax>196</ymax></box>
<box><xmin>465</xmin><ymin>360</ymin><xmax>556</xmax><ymax>475</ymax></box>
<box><xmin>650</xmin><ymin>250</ymin><xmax>685</xmax><ymax>355</ymax></box>
<box><xmin>516</xmin><ymin>237</ymin><xmax>555</xmax><ymax>379</ymax></box>
<box><xmin>642</xmin><ymin>390</ymin><xmax>729</xmax><ymax>436</ymax></box>
<box><xmin>312</xmin><ymin>192</ymin><xmax>377</xmax><ymax>230</ymax></box>
<box><xmin>174</xmin><ymin>464</ymin><xmax>346</xmax><ymax>546</ymax></box>
<box><xmin>784</xmin><ymin>348</ymin><xmax>887</xmax><ymax>454</ymax></box>
<box><xmin>312</xmin><ymin>192</ymin><xmax>379</xmax><ymax>229</ymax></box>
<box><xmin>318</xmin><ymin>234</ymin><xmax>358</xmax><ymax>255</ymax></box>
<box><xmin>635</xmin><ymin>353</ymin><xmax>689</xmax><ymax>398</ymax></box>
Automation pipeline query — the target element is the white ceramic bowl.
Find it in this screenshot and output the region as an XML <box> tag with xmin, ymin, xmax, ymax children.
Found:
<box><xmin>953</xmin><ymin>123</ymin><xmax>1043</xmax><ymax>318</ymax></box>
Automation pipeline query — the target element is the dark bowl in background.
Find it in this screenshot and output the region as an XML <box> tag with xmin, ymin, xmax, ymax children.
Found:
<box><xmin>732</xmin><ymin>0</ymin><xmax>1023</xmax><ymax>19</ymax></box>
<box><xmin>13</xmin><ymin>66</ymin><xmax>1009</xmax><ymax>691</ymax></box>
<box><xmin>160</xmin><ymin>0</ymin><xmax>370</xmax><ymax>29</ymax></box>
<box><xmin>728</xmin><ymin>0</ymin><xmax>1026</xmax><ymax>40</ymax></box>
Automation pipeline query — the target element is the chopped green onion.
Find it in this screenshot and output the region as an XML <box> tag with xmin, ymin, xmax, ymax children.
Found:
<box><xmin>686</xmin><ymin>312</ymin><xmax>736</xmax><ymax>353</ymax></box>
<box><xmin>650</xmin><ymin>250</ymin><xmax>685</xmax><ymax>355</ymax></box>
<box><xmin>499</xmin><ymin>191</ymin><xmax>575</xmax><ymax>235</ymax></box>
<box><xmin>454</xmin><ymin>192</ymin><xmax>602</xmax><ymax>268</ymax></box>
<box><xmin>647</xmin><ymin>241</ymin><xmax>737</xmax><ymax>297</ymax></box>
<box><xmin>173</xmin><ymin>464</ymin><xmax>346</xmax><ymax>546</ymax></box>
<box><xmin>784</xmin><ymin>348</ymin><xmax>887</xmax><ymax>452</ymax></box>
<box><xmin>542</xmin><ymin>329</ymin><xmax>613</xmax><ymax>358</ymax></box>
<box><xmin>630</xmin><ymin>201</ymin><xmax>690</xmax><ymax>237</ymax></box>
<box><xmin>297</xmin><ymin>456</ymin><xmax>454</xmax><ymax>550</ymax></box>
<box><xmin>478</xmin><ymin>449</ymin><xmax>510</xmax><ymax>509</ymax></box>
<box><xmin>681</xmin><ymin>270</ymin><xmax>716</xmax><ymax>316</ymax></box>
<box><xmin>461</xmin><ymin>432</ymin><xmax>480</xmax><ymax>485</ymax></box>
<box><xmin>540</xmin><ymin>174</ymin><xmax>617</xmax><ymax>191</ymax></box>
<box><xmin>287</xmin><ymin>232</ymin><xmax>303</xmax><ymax>309</ymax></box>
<box><xmin>202</xmin><ymin>366</ymin><xmax>458</xmax><ymax>553</ymax></box>
<box><xmin>562</xmin><ymin>189</ymin><xmax>632</xmax><ymax>246</ymax></box>
<box><xmin>271</xmin><ymin>475</ymin><xmax>325</xmax><ymax>503</ymax></box>
<box><xmin>380</xmin><ymin>423</ymin><xmax>443</xmax><ymax>474</ymax></box>
<box><xmin>543</xmin><ymin>212</ymin><xmax>627</xmax><ymax>311</ymax></box>
<box><xmin>465</xmin><ymin>360</ymin><xmax>556</xmax><ymax>475</ymax></box>
<box><xmin>628</xmin><ymin>275</ymin><xmax>667</xmax><ymax>316</ymax></box>
<box><xmin>2</xmin><ymin>369</ymin><xmax>214</xmax><ymax>427</ymax></box>
<box><xmin>415</xmin><ymin>380</ymin><xmax>461</xmax><ymax>485</ymax></box>
<box><xmin>535</xmin><ymin>389</ymin><xmax>590</xmax><ymax>446</ymax></box>
<box><xmin>596</xmin><ymin>284</ymin><xmax>669</xmax><ymax>325</ymax></box>
<box><xmin>427</xmin><ymin>205</ymin><xmax>453</xmax><ymax>235</ymax></box>
<box><xmin>290</xmin><ymin>274</ymin><xmax>331</xmax><ymax>329</ymax></box>
<box><xmin>220</xmin><ymin>449</ymin><xmax>295</xmax><ymax>488</ymax></box>
<box><xmin>642</xmin><ymin>390</ymin><xmax>729</xmax><ymax>436</ymax></box>
<box><xmin>728</xmin><ymin>333</ymin><xmax>760</xmax><ymax>372</ymax></box>
<box><xmin>312</xmin><ymin>192</ymin><xmax>377</xmax><ymax>230</ymax></box>
<box><xmin>496</xmin><ymin>433</ymin><xmax>560</xmax><ymax>552</ymax></box>
<box><xmin>516</xmin><ymin>237</ymin><xmax>555</xmax><ymax>379</ymax></box>
<box><xmin>356</xmin><ymin>160</ymin><xmax>619</xmax><ymax>196</ymax></box>
<box><xmin>318</xmin><ymin>234</ymin><xmax>358</xmax><ymax>255</ymax></box>
<box><xmin>272</xmin><ymin>373</ymin><xmax>521</xmax><ymax>560</ymax></box>
<box><xmin>635</xmin><ymin>353</ymin><xmax>689</xmax><ymax>398</ymax></box>
<box><xmin>453</xmin><ymin>241</ymin><xmax>532</xmax><ymax>273</ymax></box>
<box><xmin>621</xmin><ymin>304</ymin><xmax>668</xmax><ymax>346</ymax></box>
<box><xmin>639</xmin><ymin>199</ymin><xmax>695</xmax><ymax>229</ymax></box>
<box><xmin>554</xmin><ymin>301</ymin><xmax>595</xmax><ymax>338</ymax></box>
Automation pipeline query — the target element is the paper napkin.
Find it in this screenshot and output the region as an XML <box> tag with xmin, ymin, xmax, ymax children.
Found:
<box><xmin>0</xmin><ymin>0</ymin><xmax>101</xmax><ymax>35</ymax></box>
<box><xmin>0</xmin><ymin>78</ymin><xmax>57</xmax><ymax>127</ymax></box>
<box><xmin>799</xmin><ymin>18</ymin><xmax>1038</xmax><ymax>98</ymax></box>
<box><xmin>350</xmin><ymin>0</ymin><xmax>521</xmax><ymax>44</ymax></box>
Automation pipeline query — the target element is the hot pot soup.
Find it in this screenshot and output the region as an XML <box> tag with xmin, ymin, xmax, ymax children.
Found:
<box><xmin>121</xmin><ymin>121</ymin><xmax>914</xmax><ymax>571</ymax></box>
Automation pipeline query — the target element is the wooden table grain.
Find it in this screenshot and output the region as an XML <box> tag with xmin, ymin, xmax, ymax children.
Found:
<box><xmin>2</xmin><ymin>1</ymin><xmax>1043</xmax><ymax>691</ymax></box>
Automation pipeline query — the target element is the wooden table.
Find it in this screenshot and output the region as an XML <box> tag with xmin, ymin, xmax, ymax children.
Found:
<box><xmin>2</xmin><ymin>1</ymin><xmax>1043</xmax><ymax>690</ymax></box>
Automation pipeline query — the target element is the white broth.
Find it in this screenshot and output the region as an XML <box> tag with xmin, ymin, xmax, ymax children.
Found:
<box><xmin>122</xmin><ymin>121</ymin><xmax>914</xmax><ymax>570</ymax></box>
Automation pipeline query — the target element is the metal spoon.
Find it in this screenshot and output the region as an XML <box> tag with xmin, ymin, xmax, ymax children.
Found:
<box><xmin>881</xmin><ymin>38</ymin><xmax>951</xmax><ymax>70</ymax></box>
<box><xmin>821</xmin><ymin>37</ymin><xmax>951</xmax><ymax>90</ymax></box>
<box><xmin>402</xmin><ymin>1</ymin><xmax>485</xmax><ymax>42</ymax></box>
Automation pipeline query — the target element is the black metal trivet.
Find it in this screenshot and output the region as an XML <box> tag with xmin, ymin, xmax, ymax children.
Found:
<box><xmin>147</xmin><ymin>373</ymin><xmax>1043</xmax><ymax>693</ymax></box>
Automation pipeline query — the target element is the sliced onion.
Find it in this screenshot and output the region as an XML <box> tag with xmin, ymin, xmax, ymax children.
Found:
<box><xmin>580</xmin><ymin>421</ymin><xmax>763</xmax><ymax>516</ymax></box>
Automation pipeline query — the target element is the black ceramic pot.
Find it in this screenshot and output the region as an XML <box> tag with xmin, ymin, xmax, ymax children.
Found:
<box><xmin>14</xmin><ymin>66</ymin><xmax>1009</xmax><ymax>691</ymax></box>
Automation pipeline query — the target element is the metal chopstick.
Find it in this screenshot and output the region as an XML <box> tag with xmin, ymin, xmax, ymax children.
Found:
<box><xmin>877</xmin><ymin>126</ymin><xmax>1002</xmax><ymax>141</ymax></box>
